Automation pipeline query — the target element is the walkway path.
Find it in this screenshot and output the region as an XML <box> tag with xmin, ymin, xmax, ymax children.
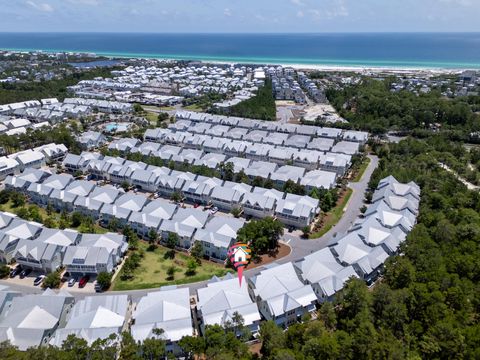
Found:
<box><xmin>0</xmin><ymin>155</ymin><xmax>379</xmax><ymax>300</ymax></box>
<box><xmin>439</xmin><ymin>162</ymin><xmax>479</xmax><ymax>191</ymax></box>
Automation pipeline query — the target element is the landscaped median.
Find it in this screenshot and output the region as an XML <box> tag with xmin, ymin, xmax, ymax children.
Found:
<box><xmin>112</xmin><ymin>242</ymin><xmax>232</xmax><ymax>291</ymax></box>
<box><xmin>351</xmin><ymin>156</ymin><xmax>371</xmax><ymax>182</ymax></box>
<box><xmin>308</xmin><ymin>187</ymin><xmax>353</xmax><ymax>239</ymax></box>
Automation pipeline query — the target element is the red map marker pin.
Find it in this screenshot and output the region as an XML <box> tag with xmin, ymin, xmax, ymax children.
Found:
<box><xmin>227</xmin><ymin>243</ymin><xmax>251</xmax><ymax>286</ymax></box>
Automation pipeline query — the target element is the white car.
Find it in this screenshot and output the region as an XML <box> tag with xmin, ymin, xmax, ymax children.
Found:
<box><xmin>210</xmin><ymin>206</ymin><xmax>219</xmax><ymax>214</ymax></box>
<box><xmin>33</xmin><ymin>275</ymin><xmax>45</xmax><ymax>287</ymax></box>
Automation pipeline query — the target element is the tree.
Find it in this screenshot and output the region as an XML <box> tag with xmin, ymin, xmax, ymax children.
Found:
<box><xmin>236</xmin><ymin>217</ymin><xmax>284</xmax><ymax>256</ymax></box>
<box><xmin>70</xmin><ymin>211</ymin><xmax>83</xmax><ymax>227</ymax></box>
<box><xmin>301</xmin><ymin>226</ymin><xmax>310</xmax><ymax>238</ymax></box>
<box><xmin>166</xmin><ymin>232</ymin><xmax>178</xmax><ymax>250</ymax></box>
<box><xmin>121</xmin><ymin>180</ymin><xmax>130</xmax><ymax>192</ymax></box>
<box><xmin>0</xmin><ymin>190</ymin><xmax>10</xmax><ymax>205</ymax></box>
<box><xmin>61</xmin><ymin>334</ymin><xmax>89</xmax><ymax>359</ymax></box>
<box><xmin>260</xmin><ymin>320</ymin><xmax>285</xmax><ymax>358</ymax></box>
<box><xmin>185</xmin><ymin>258</ymin><xmax>198</xmax><ymax>276</ymax></box>
<box><xmin>221</xmin><ymin>162</ymin><xmax>234</xmax><ymax>181</ymax></box>
<box><xmin>96</xmin><ymin>272</ymin><xmax>112</xmax><ymax>290</ymax></box>
<box><xmin>119</xmin><ymin>331</ymin><xmax>141</xmax><ymax>360</ymax></box>
<box><xmin>10</xmin><ymin>192</ymin><xmax>25</xmax><ymax>208</ymax></box>
<box><xmin>157</xmin><ymin>112</ymin><xmax>169</xmax><ymax>122</ymax></box>
<box><xmin>108</xmin><ymin>218</ymin><xmax>119</xmax><ymax>231</ymax></box>
<box><xmin>283</xmin><ymin>180</ymin><xmax>305</xmax><ymax>195</ymax></box>
<box><xmin>42</xmin><ymin>271</ymin><xmax>61</xmax><ymax>289</ymax></box>
<box><xmin>231</xmin><ymin>207</ymin><xmax>242</xmax><ymax>218</ymax></box>
<box><xmin>190</xmin><ymin>241</ymin><xmax>204</xmax><ymax>263</ymax></box>
<box><xmin>171</xmin><ymin>191</ymin><xmax>182</xmax><ymax>203</ymax></box>
<box><xmin>43</xmin><ymin>216</ymin><xmax>56</xmax><ymax>229</ymax></box>
<box><xmin>235</xmin><ymin>170</ymin><xmax>249</xmax><ymax>184</ymax></box>
<box><xmin>16</xmin><ymin>207</ymin><xmax>30</xmax><ymax>220</ymax></box>
<box><xmin>0</xmin><ymin>265</ymin><xmax>10</xmax><ymax>279</ymax></box>
<box><xmin>147</xmin><ymin>228</ymin><xmax>158</xmax><ymax>249</ymax></box>
<box><xmin>252</xmin><ymin>176</ymin><xmax>264</xmax><ymax>187</ymax></box>
<box><xmin>166</xmin><ymin>265</ymin><xmax>176</xmax><ymax>280</ymax></box>
<box><xmin>133</xmin><ymin>103</ymin><xmax>143</xmax><ymax>114</ymax></box>
<box><xmin>179</xmin><ymin>336</ymin><xmax>205</xmax><ymax>360</ymax></box>
<box><xmin>141</xmin><ymin>329</ymin><xmax>166</xmax><ymax>360</ymax></box>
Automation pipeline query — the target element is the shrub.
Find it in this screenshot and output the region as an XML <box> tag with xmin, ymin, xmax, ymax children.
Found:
<box><xmin>42</xmin><ymin>272</ymin><xmax>61</xmax><ymax>289</ymax></box>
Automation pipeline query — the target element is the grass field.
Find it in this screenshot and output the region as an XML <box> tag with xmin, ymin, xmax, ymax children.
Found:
<box><xmin>352</xmin><ymin>157</ymin><xmax>371</xmax><ymax>182</ymax></box>
<box><xmin>309</xmin><ymin>187</ymin><xmax>353</xmax><ymax>239</ymax></box>
<box><xmin>183</xmin><ymin>104</ymin><xmax>203</xmax><ymax>112</ymax></box>
<box><xmin>142</xmin><ymin>105</ymin><xmax>175</xmax><ymax>112</ymax></box>
<box><xmin>112</xmin><ymin>242</ymin><xmax>231</xmax><ymax>291</ymax></box>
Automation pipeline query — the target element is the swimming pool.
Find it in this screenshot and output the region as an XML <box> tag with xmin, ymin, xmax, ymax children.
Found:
<box><xmin>105</xmin><ymin>122</ymin><xmax>130</xmax><ymax>132</ymax></box>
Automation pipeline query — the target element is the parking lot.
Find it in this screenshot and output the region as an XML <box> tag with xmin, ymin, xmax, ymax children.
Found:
<box><xmin>5</xmin><ymin>265</ymin><xmax>98</xmax><ymax>293</ymax></box>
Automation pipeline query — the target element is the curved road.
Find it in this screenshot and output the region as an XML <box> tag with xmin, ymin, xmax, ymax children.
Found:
<box><xmin>0</xmin><ymin>155</ymin><xmax>379</xmax><ymax>301</ymax></box>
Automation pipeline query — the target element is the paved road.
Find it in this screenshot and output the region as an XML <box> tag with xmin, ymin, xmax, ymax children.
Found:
<box><xmin>0</xmin><ymin>155</ymin><xmax>378</xmax><ymax>300</ymax></box>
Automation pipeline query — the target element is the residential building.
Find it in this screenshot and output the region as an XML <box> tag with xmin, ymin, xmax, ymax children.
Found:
<box><xmin>248</xmin><ymin>263</ymin><xmax>317</xmax><ymax>328</ymax></box>
<box><xmin>197</xmin><ymin>275</ymin><xmax>261</xmax><ymax>335</ymax></box>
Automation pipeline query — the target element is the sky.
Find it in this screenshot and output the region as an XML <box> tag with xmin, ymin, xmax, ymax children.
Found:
<box><xmin>0</xmin><ymin>0</ymin><xmax>479</xmax><ymax>33</ymax></box>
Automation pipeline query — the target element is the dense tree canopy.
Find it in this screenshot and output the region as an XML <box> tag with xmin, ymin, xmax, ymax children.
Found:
<box><xmin>214</xmin><ymin>80</ymin><xmax>276</xmax><ymax>121</ymax></box>
<box><xmin>326</xmin><ymin>78</ymin><xmax>480</xmax><ymax>135</ymax></box>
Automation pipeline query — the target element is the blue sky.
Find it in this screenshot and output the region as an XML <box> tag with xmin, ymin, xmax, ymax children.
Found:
<box><xmin>0</xmin><ymin>0</ymin><xmax>479</xmax><ymax>33</ymax></box>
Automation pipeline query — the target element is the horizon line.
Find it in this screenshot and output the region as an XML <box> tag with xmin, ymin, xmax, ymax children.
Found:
<box><xmin>0</xmin><ymin>31</ymin><xmax>480</xmax><ymax>35</ymax></box>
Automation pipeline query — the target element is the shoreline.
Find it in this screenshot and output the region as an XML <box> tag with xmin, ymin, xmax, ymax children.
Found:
<box><xmin>1</xmin><ymin>47</ymin><xmax>477</xmax><ymax>73</ymax></box>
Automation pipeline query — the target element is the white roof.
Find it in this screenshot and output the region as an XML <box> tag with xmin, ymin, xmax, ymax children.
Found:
<box><xmin>197</xmin><ymin>276</ymin><xmax>260</xmax><ymax>328</ymax></box>
<box><xmin>131</xmin><ymin>288</ymin><xmax>192</xmax><ymax>342</ymax></box>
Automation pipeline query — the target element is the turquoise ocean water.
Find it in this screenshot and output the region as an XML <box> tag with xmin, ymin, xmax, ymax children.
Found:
<box><xmin>0</xmin><ymin>33</ymin><xmax>479</xmax><ymax>69</ymax></box>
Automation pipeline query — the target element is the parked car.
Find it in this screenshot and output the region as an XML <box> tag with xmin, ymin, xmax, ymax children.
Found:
<box><xmin>9</xmin><ymin>265</ymin><xmax>22</xmax><ymax>278</ymax></box>
<box><xmin>210</xmin><ymin>206</ymin><xmax>219</xmax><ymax>214</ymax></box>
<box><xmin>33</xmin><ymin>275</ymin><xmax>45</xmax><ymax>286</ymax></box>
<box><xmin>94</xmin><ymin>281</ymin><xmax>104</xmax><ymax>293</ymax></box>
<box><xmin>68</xmin><ymin>277</ymin><xmax>77</xmax><ymax>287</ymax></box>
<box><xmin>61</xmin><ymin>272</ymin><xmax>70</xmax><ymax>282</ymax></box>
<box><xmin>19</xmin><ymin>269</ymin><xmax>32</xmax><ymax>279</ymax></box>
<box><xmin>78</xmin><ymin>275</ymin><xmax>90</xmax><ymax>288</ymax></box>
<box><xmin>193</xmin><ymin>203</ymin><xmax>200</xmax><ymax>208</ymax></box>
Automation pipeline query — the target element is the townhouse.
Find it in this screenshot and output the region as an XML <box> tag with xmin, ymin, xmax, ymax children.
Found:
<box><xmin>131</xmin><ymin>288</ymin><xmax>192</xmax><ymax>353</ymax></box>
<box><xmin>193</xmin><ymin>217</ymin><xmax>245</xmax><ymax>261</ymax></box>
<box><xmin>196</xmin><ymin>274</ymin><xmax>261</xmax><ymax>335</ymax></box>
<box><xmin>248</xmin><ymin>263</ymin><xmax>317</xmax><ymax>328</ymax></box>
<box><xmin>0</xmin><ymin>292</ymin><xmax>74</xmax><ymax>351</ymax></box>
<box><xmin>50</xmin><ymin>295</ymin><xmax>129</xmax><ymax>347</ymax></box>
<box><xmin>294</xmin><ymin>248</ymin><xmax>358</xmax><ymax>302</ymax></box>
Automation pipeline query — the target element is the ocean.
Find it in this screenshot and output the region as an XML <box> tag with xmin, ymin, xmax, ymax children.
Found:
<box><xmin>0</xmin><ymin>32</ymin><xmax>479</xmax><ymax>69</ymax></box>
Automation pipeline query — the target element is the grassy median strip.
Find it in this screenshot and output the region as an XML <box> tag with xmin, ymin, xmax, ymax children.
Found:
<box><xmin>352</xmin><ymin>157</ymin><xmax>371</xmax><ymax>182</ymax></box>
<box><xmin>309</xmin><ymin>187</ymin><xmax>353</xmax><ymax>239</ymax></box>
<box><xmin>112</xmin><ymin>242</ymin><xmax>231</xmax><ymax>291</ymax></box>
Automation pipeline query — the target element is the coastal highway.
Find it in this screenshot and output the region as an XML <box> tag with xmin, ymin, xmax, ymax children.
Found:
<box><xmin>0</xmin><ymin>155</ymin><xmax>379</xmax><ymax>301</ymax></box>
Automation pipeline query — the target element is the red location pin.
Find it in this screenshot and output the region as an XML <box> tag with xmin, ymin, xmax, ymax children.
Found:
<box><xmin>227</xmin><ymin>243</ymin><xmax>251</xmax><ymax>286</ymax></box>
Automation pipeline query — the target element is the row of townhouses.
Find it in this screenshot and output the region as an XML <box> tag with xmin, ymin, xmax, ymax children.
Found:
<box><xmin>0</xmin><ymin>143</ymin><xmax>67</xmax><ymax>181</ymax></box>
<box><xmin>60</xmin><ymin>152</ymin><xmax>322</xmax><ymax>229</ymax></box>
<box><xmin>174</xmin><ymin>110</ymin><xmax>369</xmax><ymax>144</ymax></box>
<box><xmin>0</xmin><ymin>210</ymin><xmax>128</xmax><ymax>275</ymax></box>
<box><xmin>142</xmin><ymin>127</ymin><xmax>356</xmax><ymax>169</ymax></box>
<box><xmin>108</xmin><ymin>138</ymin><xmax>342</xmax><ymax>187</ymax></box>
<box><xmin>6</xmin><ymin>169</ymin><xmax>245</xmax><ymax>261</ymax></box>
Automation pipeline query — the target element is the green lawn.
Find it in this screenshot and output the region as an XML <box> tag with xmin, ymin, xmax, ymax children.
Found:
<box><xmin>112</xmin><ymin>242</ymin><xmax>232</xmax><ymax>291</ymax></box>
<box><xmin>183</xmin><ymin>104</ymin><xmax>203</xmax><ymax>112</ymax></box>
<box><xmin>142</xmin><ymin>105</ymin><xmax>175</xmax><ymax>112</ymax></box>
<box><xmin>309</xmin><ymin>188</ymin><xmax>353</xmax><ymax>239</ymax></box>
<box><xmin>145</xmin><ymin>111</ymin><xmax>160</xmax><ymax>125</ymax></box>
<box><xmin>352</xmin><ymin>157</ymin><xmax>371</xmax><ymax>182</ymax></box>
